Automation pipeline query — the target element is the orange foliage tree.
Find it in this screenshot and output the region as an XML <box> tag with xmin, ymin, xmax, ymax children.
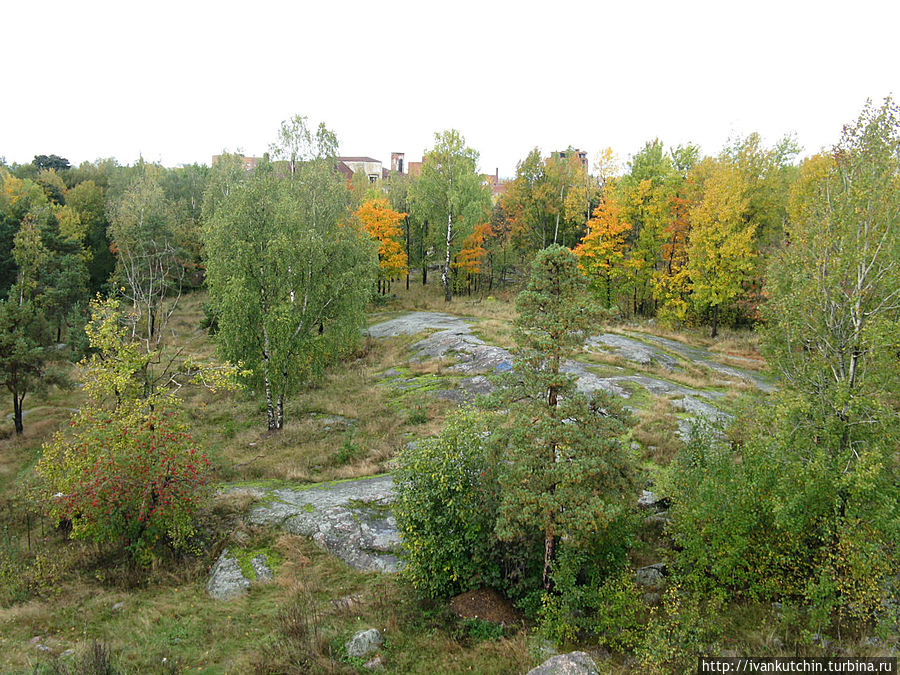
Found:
<box><xmin>355</xmin><ymin>198</ymin><xmax>408</xmax><ymax>294</ymax></box>
<box><xmin>452</xmin><ymin>222</ymin><xmax>492</xmax><ymax>294</ymax></box>
<box><xmin>573</xmin><ymin>197</ymin><xmax>632</xmax><ymax>309</ymax></box>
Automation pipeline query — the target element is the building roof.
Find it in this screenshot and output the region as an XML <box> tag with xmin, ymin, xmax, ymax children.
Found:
<box><xmin>337</xmin><ymin>156</ymin><xmax>381</xmax><ymax>164</ymax></box>
<box><xmin>335</xmin><ymin>161</ymin><xmax>354</xmax><ymax>180</ymax></box>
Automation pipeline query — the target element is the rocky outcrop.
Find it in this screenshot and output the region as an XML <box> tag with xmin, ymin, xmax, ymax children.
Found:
<box><xmin>245</xmin><ymin>475</ymin><xmax>401</xmax><ymax>572</ymax></box>
<box><xmin>368</xmin><ymin>311</ymin><xmax>744</xmax><ymax>443</ymax></box>
<box><xmin>585</xmin><ymin>334</ymin><xmax>679</xmax><ymax>370</ymax></box>
<box><xmin>367</xmin><ymin>312</ymin><xmax>514</xmax><ymax>374</ymax></box>
<box><xmin>630</xmin><ymin>332</ymin><xmax>775</xmax><ymax>392</ymax></box>
<box><xmin>250</xmin><ymin>554</ymin><xmax>273</xmax><ymax>582</ymax></box>
<box><xmin>527</xmin><ymin>651</ymin><xmax>599</xmax><ymax>675</ymax></box>
<box><xmin>431</xmin><ymin>375</ymin><xmax>496</xmax><ymax>403</ymax></box>
<box><xmin>207</xmin><ymin>550</ymin><xmax>251</xmax><ymax>600</ymax></box>
<box><xmin>636</xmin><ymin>563</ymin><xmax>668</xmax><ymax>590</ymax></box>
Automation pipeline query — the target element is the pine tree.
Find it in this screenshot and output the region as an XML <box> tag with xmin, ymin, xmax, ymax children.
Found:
<box><xmin>495</xmin><ymin>246</ymin><xmax>635</xmax><ymax>592</ymax></box>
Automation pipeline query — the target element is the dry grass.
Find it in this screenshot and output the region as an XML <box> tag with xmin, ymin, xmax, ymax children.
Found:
<box><xmin>381</xmin><ymin>276</ymin><xmax>520</xmax><ymax>323</ymax></box>
<box><xmin>216</xmin><ymin>336</ymin><xmax>456</xmax><ymax>483</ymax></box>
<box><xmin>626</xmin><ymin>321</ymin><xmax>763</xmax><ymax>356</ymax></box>
<box><xmin>138</xmin><ymin>291</ymin><xmax>457</xmax><ymax>485</ymax></box>
<box><xmin>580</xmin><ymin>348</ymin><xmax>741</xmax><ymax>393</ymax></box>
<box><xmin>632</xmin><ymin>396</ymin><xmax>684</xmax><ymax>465</ymax></box>
<box><xmin>469</xmin><ymin>317</ymin><xmax>517</xmax><ymax>350</ymax></box>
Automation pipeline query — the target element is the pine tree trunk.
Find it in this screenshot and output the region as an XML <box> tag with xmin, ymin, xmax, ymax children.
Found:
<box><xmin>542</xmin><ymin>530</ymin><xmax>556</xmax><ymax>592</ymax></box>
<box><xmin>13</xmin><ymin>393</ymin><xmax>24</xmax><ymax>435</ymax></box>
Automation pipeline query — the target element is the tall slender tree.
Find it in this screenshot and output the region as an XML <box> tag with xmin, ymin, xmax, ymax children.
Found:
<box><xmin>108</xmin><ymin>167</ymin><xmax>184</xmax><ymax>348</ymax></box>
<box><xmin>686</xmin><ymin>159</ymin><xmax>756</xmax><ymax>337</ymax></box>
<box><xmin>410</xmin><ymin>130</ymin><xmax>489</xmax><ymax>301</ymax></box>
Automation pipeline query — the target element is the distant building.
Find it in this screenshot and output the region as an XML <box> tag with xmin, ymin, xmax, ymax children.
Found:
<box><xmin>483</xmin><ymin>169</ymin><xmax>507</xmax><ymax>202</ymax></box>
<box><xmin>337</xmin><ymin>157</ymin><xmax>382</xmax><ymax>183</ymax></box>
<box><xmin>211</xmin><ymin>154</ymin><xmax>263</xmax><ymax>171</ymax></box>
<box><xmin>391</xmin><ymin>152</ymin><xmax>405</xmax><ymax>174</ymax></box>
<box><xmin>407</xmin><ymin>158</ymin><xmax>424</xmax><ymax>177</ymax></box>
<box><xmin>550</xmin><ymin>148</ymin><xmax>588</xmax><ymax>170</ymax></box>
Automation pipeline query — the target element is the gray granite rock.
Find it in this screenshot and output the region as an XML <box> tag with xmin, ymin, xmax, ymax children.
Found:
<box><xmin>368</xmin><ymin>312</ymin><xmax>514</xmax><ymax>374</ymax></box>
<box><xmin>585</xmin><ymin>333</ymin><xmax>679</xmax><ymax>370</ymax></box>
<box><xmin>636</xmin><ymin>563</ymin><xmax>667</xmax><ymax>589</ymax></box>
<box><xmin>671</xmin><ymin>395</ymin><xmax>733</xmax><ymax>423</ymax></box>
<box><xmin>638</xmin><ymin>490</ymin><xmax>659</xmax><ymax>509</ymax></box>
<box><xmin>628</xmin><ymin>332</ymin><xmax>775</xmax><ymax>392</ymax></box>
<box><xmin>430</xmin><ymin>375</ymin><xmax>495</xmax><ymax>404</ymax></box>
<box><xmin>346</xmin><ymin>628</ymin><xmax>384</xmax><ymax>659</ymax></box>
<box><xmin>246</xmin><ymin>475</ymin><xmax>401</xmax><ymax>572</ymax></box>
<box><xmin>250</xmin><ymin>554</ymin><xmax>273</xmax><ymax>582</ymax></box>
<box><xmin>304</xmin><ymin>413</ymin><xmax>357</xmax><ymax>431</ymax></box>
<box><xmin>207</xmin><ymin>549</ymin><xmax>251</xmax><ymax>600</ymax></box>
<box><xmin>561</xmin><ymin>361</ymin><xmax>632</xmax><ymax>399</ymax></box>
<box><xmin>527</xmin><ymin>651</ymin><xmax>599</xmax><ymax>675</ymax></box>
<box><xmin>366</xmin><ymin>312</ymin><xmax>465</xmax><ymax>338</ymax></box>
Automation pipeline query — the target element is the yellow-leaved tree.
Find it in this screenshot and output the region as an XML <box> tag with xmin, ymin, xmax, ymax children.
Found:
<box><xmin>573</xmin><ymin>196</ymin><xmax>632</xmax><ymax>310</ymax></box>
<box><xmin>355</xmin><ymin>198</ymin><xmax>408</xmax><ymax>295</ymax></box>
<box><xmin>651</xmin><ymin>193</ymin><xmax>692</xmax><ymax>323</ymax></box>
<box><xmin>686</xmin><ymin>160</ymin><xmax>755</xmax><ymax>337</ymax></box>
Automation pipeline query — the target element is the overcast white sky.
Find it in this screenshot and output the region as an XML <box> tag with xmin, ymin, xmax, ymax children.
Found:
<box><xmin>2</xmin><ymin>0</ymin><xmax>897</xmax><ymax>177</ymax></box>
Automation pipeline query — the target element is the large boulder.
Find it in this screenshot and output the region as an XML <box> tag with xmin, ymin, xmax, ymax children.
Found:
<box><xmin>206</xmin><ymin>549</ymin><xmax>251</xmax><ymax>600</ymax></box>
<box><xmin>346</xmin><ymin>628</ymin><xmax>384</xmax><ymax>659</ymax></box>
<box><xmin>636</xmin><ymin>563</ymin><xmax>667</xmax><ymax>590</ymax></box>
<box><xmin>527</xmin><ymin>651</ymin><xmax>599</xmax><ymax>675</ymax></box>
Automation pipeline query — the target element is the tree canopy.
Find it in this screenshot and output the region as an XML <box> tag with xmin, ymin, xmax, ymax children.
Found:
<box><xmin>204</xmin><ymin>121</ymin><xmax>377</xmax><ymax>430</ymax></box>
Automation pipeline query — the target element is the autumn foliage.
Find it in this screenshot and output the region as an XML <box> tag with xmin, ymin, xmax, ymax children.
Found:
<box><xmin>452</xmin><ymin>221</ymin><xmax>492</xmax><ymax>292</ymax></box>
<box><xmin>38</xmin><ymin>298</ymin><xmax>211</xmax><ymax>563</ymax></box>
<box><xmin>573</xmin><ymin>197</ymin><xmax>632</xmax><ymax>308</ymax></box>
<box><xmin>355</xmin><ymin>197</ymin><xmax>408</xmax><ymax>292</ymax></box>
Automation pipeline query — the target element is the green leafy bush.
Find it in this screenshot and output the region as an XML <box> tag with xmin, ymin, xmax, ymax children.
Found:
<box><xmin>536</xmin><ymin>529</ymin><xmax>639</xmax><ymax>646</ymax></box>
<box><xmin>663</xmin><ymin>404</ymin><xmax>899</xmax><ymax>633</ymax></box>
<box><xmin>394</xmin><ymin>407</ymin><xmax>500</xmax><ymax>598</ymax></box>
<box><xmin>637</xmin><ymin>583</ymin><xmax>723</xmax><ymax>675</ymax></box>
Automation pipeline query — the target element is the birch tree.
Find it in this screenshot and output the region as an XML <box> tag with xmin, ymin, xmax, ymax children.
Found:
<box><xmin>108</xmin><ymin>167</ymin><xmax>184</xmax><ymax>349</ymax></box>
<box><xmin>765</xmin><ymin>98</ymin><xmax>900</xmax><ymax>463</ymax></box>
<box><xmin>410</xmin><ymin>130</ymin><xmax>489</xmax><ymax>302</ymax></box>
<box><xmin>203</xmin><ymin>155</ymin><xmax>376</xmax><ymax>431</ymax></box>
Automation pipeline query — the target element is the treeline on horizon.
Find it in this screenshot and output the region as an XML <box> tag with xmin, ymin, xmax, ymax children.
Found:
<box><xmin>0</xmin><ymin>112</ymin><xmax>823</xmax><ymax>338</ymax></box>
